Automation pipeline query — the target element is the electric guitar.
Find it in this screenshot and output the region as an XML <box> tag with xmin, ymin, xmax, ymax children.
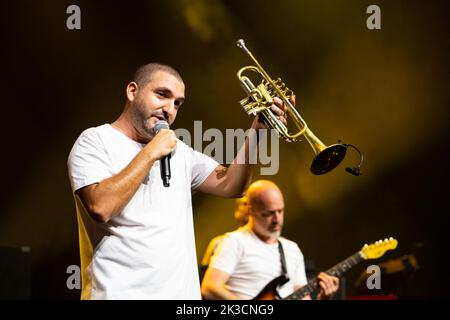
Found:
<box><xmin>254</xmin><ymin>237</ymin><xmax>398</xmax><ymax>300</ymax></box>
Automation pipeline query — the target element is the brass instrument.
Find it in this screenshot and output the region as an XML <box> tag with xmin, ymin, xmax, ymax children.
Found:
<box><xmin>236</xmin><ymin>39</ymin><xmax>363</xmax><ymax>175</ymax></box>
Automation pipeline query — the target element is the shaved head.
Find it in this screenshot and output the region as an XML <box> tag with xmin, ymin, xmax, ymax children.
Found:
<box><xmin>245</xmin><ymin>180</ymin><xmax>285</xmax><ymax>243</ymax></box>
<box><xmin>246</xmin><ymin>180</ymin><xmax>284</xmax><ymax>211</ymax></box>
<box><xmin>132</xmin><ymin>63</ymin><xmax>183</xmax><ymax>88</ymax></box>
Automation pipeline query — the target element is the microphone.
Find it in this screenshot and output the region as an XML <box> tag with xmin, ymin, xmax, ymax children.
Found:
<box><xmin>345</xmin><ymin>167</ymin><xmax>361</xmax><ymax>176</ymax></box>
<box><xmin>154</xmin><ymin>120</ymin><xmax>171</xmax><ymax>187</ymax></box>
<box><xmin>342</xmin><ymin>143</ymin><xmax>363</xmax><ymax>177</ymax></box>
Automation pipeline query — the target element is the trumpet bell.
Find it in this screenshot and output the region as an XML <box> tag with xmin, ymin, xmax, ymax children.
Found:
<box><xmin>310</xmin><ymin>144</ymin><xmax>347</xmax><ymax>175</ymax></box>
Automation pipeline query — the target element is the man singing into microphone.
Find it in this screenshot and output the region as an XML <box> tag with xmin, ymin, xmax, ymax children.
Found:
<box><xmin>67</xmin><ymin>63</ymin><xmax>289</xmax><ymax>299</ymax></box>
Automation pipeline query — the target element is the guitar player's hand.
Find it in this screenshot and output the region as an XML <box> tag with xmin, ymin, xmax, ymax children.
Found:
<box><xmin>316</xmin><ymin>272</ymin><xmax>340</xmax><ymax>300</ymax></box>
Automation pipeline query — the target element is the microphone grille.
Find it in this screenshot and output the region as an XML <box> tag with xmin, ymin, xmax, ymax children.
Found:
<box><xmin>155</xmin><ymin>120</ymin><xmax>169</xmax><ymax>133</ymax></box>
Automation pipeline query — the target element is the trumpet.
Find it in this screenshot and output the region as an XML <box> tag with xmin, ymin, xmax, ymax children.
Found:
<box><xmin>236</xmin><ymin>39</ymin><xmax>363</xmax><ymax>176</ymax></box>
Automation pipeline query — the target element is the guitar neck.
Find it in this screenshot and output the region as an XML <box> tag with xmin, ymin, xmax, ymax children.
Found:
<box><xmin>284</xmin><ymin>251</ymin><xmax>364</xmax><ymax>300</ymax></box>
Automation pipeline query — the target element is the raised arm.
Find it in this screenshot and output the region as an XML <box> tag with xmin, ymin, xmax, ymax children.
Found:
<box><xmin>196</xmin><ymin>97</ymin><xmax>291</xmax><ymax>198</ymax></box>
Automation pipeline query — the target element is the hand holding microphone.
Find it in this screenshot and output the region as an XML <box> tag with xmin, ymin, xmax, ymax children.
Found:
<box><xmin>154</xmin><ymin>120</ymin><xmax>176</xmax><ymax>187</ymax></box>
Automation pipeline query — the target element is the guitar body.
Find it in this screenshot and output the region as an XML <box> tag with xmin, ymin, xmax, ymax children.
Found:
<box><xmin>252</xmin><ymin>238</ymin><xmax>398</xmax><ymax>300</ymax></box>
<box><xmin>253</xmin><ymin>275</ymin><xmax>288</xmax><ymax>300</ymax></box>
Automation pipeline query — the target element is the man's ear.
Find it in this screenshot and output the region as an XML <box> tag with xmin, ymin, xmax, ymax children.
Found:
<box><xmin>126</xmin><ymin>82</ymin><xmax>139</xmax><ymax>102</ymax></box>
<box><xmin>247</xmin><ymin>205</ymin><xmax>255</xmax><ymax>216</ymax></box>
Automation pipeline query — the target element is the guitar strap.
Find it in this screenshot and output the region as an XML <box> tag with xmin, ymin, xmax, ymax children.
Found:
<box><xmin>278</xmin><ymin>240</ymin><xmax>290</xmax><ymax>283</ymax></box>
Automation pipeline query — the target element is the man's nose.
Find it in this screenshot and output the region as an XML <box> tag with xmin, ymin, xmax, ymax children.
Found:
<box><xmin>273</xmin><ymin>211</ymin><xmax>282</xmax><ymax>222</ymax></box>
<box><xmin>162</xmin><ymin>101</ymin><xmax>175</xmax><ymax>118</ymax></box>
<box><xmin>162</xmin><ymin>102</ymin><xmax>171</xmax><ymax>113</ymax></box>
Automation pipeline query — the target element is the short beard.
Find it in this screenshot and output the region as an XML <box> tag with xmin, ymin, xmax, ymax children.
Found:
<box><xmin>272</xmin><ymin>231</ymin><xmax>282</xmax><ymax>239</ymax></box>
<box><xmin>129</xmin><ymin>98</ymin><xmax>155</xmax><ymax>140</ymax></box>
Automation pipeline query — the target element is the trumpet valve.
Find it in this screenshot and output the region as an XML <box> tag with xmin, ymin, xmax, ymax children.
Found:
<box><xmin>266</xmin><ymin>78</ymin><xmax>292</xmax><ymax>99</ymax></box>
<box><xmin>239</xmin><ymin>97</ymin><xmax>270</xmax><ymax>116</ymax></box>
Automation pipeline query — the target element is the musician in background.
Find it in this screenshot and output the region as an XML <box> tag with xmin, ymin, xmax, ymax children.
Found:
<box><xmin>201</xmin><ymin>180</ymin><xmax>339</xmax><ymax>300</ymax></box>
<box><xmin>199</xmin><ymin>196</ymin><xmax>249</xmax><ymax>281</ymax></box>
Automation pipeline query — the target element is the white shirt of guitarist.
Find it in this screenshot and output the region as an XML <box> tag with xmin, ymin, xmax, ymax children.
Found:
<box><xmin>209</xmin><ymin>225</ymin><xmax>308</xmax><ymax>299</ymax></box>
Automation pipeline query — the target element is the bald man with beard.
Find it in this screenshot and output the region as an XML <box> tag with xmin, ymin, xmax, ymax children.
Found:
<box><xmin>201</xmin><ymin>180</ymin><xmax>339</xmax><ymax>300</ymax></box>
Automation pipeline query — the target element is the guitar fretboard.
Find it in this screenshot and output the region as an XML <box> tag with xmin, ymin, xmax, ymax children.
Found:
<box><xmin>284</xmin><ymin>251</ymin><xmax>364</xmax><ymax>300</ymax></box>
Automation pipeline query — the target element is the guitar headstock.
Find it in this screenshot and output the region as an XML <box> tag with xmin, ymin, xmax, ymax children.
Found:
<box><xmin>360</xmin><ymin>237</ymin><xmax>398</xmax><ymax>259</ymax></box>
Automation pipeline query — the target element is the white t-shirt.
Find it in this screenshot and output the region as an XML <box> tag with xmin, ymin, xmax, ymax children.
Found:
<box><xmin>209</xmin><ymin>226</ymin><xmax>308</xmax><ymax>299</ymax></box>
<box><xmin>67</xmin><ymin>124</ymin><xmax>219</xmax><ymax>300</ymax></box>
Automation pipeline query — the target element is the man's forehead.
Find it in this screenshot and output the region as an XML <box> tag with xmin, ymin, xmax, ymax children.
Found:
<box><xmin>151</xmin><ymin>70</ymin><xmax>183</xmax><ymax>84</ymax></box>
<box><xmin>139</xmin><ymin>72</ymin><xmax>182</xmax><ymax>95</ymax></box>
<box><xmin>150</xmin><ymin>72</ymin><xmax>184</xmax><ymax>92</ymax></box>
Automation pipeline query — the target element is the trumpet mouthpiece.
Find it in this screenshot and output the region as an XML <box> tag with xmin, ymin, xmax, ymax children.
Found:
<box><xmin>237</xmin><ymin>39</ymin><xmax>247</xmax><ymax>51</ymax></box>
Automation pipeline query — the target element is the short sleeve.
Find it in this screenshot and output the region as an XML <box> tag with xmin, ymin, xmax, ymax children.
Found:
<box><xmin>67</xmin><ymin>128</ymin><xmax>113</xmax><ymax>192</ymax></box>
<box><xmin>189</xmin><ymin>147</ymin><xmax>220</xmax><ymax>190</ymax></box>
<box><xmin>209</xmin><ymin>234</ymin><xmax>242</xmax><ymax>275</ymax></box>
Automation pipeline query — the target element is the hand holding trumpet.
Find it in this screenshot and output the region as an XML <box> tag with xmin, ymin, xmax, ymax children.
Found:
<box><xmin>251</xmin><ymin>95</ymin><xmax>295</xmax><ymax>130</ymax></box>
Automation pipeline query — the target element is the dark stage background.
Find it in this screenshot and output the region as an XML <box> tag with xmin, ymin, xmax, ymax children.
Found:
<box><xmin>0</xmin><ymin>0</ymin><xmax>449</xmax><ymax>299</ymax></box>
